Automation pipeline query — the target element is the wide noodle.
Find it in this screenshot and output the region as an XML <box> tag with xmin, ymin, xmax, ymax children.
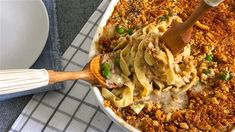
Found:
<box><xmin>101</xmin><ymin>16</ymin><xmax>197</xmax><ymax>112</ymax></box>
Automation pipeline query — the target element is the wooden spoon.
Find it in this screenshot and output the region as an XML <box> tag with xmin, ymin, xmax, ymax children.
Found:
<box><xmin>48</xmin><ymin>55</ymin><xmax>109</xmax><ymax>87</ymax></box>
<box><xmin>161</xmin><ymin>0</ymin><xmax>224</xmax><ymax>55</ymax></box>
<box><xmin>0</xmin><ymin>55</ymin><xmax>118</xmax><ymax>96</ymax></box>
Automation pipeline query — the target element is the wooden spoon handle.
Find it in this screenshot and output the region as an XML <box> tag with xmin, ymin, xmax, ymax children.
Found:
<box><xmin>181</xmin><ymin>0</ymin><xmax>224</xmax><ymax>32</ymax></box>
<box><xmin>180</xmin><ymin>1</ymin><xmax>212</xmax><ymax>32</ymax></box>
<box><xmin>0</xmin><ymin>69</ymin><xmax>96</xmax><ymax>95</ymax></box>
<box><xmin>48</xmin><ymin>70</ymin><xmax>94</xmax><ymax>84</ymax></box>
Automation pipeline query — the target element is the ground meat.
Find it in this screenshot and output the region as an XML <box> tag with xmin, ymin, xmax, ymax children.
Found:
<box><xmin>98</xmin><ymin>36</ymin><xmax>112</xmax><ymax>53</ymax></box>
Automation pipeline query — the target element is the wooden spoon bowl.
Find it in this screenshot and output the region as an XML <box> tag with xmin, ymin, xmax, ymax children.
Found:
<box><xmin>48</xmin><ymin>55</ymin><xmax>118</xmax><ymax>89</ymax></box>
<box><xmin>0</xmin><ymin>55</ymin><xmax>119</xmax><ymax>96</ymax></box>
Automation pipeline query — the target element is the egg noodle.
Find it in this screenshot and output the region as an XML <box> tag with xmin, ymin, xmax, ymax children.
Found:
<box><xmin>101</xmin><ymin>16</ymin><xmax>197</xmax><ymax>113</ymax></box>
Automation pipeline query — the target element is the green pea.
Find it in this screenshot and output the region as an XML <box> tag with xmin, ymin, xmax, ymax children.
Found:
<box><xmin>159</xmin><ymin>16</ymin><xmax>167</xmax><ymax>22</ymax></box>
<box><xmin>101</xmin><ymin>63</ymin><xmax>111</xmax><ymax>70</ymax></box>
<box><xmin>102</xmin><ymin>69</ymin><xmax>111</xmax><ymax>79</ymax></box>
<box><xmin>195</xmin><ymin>79</ymin><xmax>201</xmax><ymax>86</ymax></box>
<box><xmin>127</xmin><ymin>29</ymin><xmax>133</xmax><ymax>35</ymax></box>
<box><xmin>114</xmin><ymin>58</ymin><xmax>120</xmax><ymax>65</ymax></box>
<box><xmin>116</xmin><ymin>27</ymin><xmax>126</xmax><ymax>34</ymax></box>
<box><xmin>159</xmin><ymin>15</ymin><xmax>170</xmax><ymax>22</ymax></box>
<box><xmin>203</xmin><ymin>69</ymin><xmax>210</xmax><ymax>75</ymax></box>
<box><xmin>205</xmin><ymin>54</ymin><xmax>213</xmax><ymax>61</ymax></box>
<box><xmin>219</xmin><ymin>72</ymin><xmax>231</xmax><ymax>81</ymax></box>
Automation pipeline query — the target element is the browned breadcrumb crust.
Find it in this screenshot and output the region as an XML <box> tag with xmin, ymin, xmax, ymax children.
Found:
<box><xmin>99</xmin><ymin>0</ymin><xmax>235</xmax><ymax>131</ymax></box>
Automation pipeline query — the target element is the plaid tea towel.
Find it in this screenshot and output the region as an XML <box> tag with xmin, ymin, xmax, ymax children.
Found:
<box><xmin>10</xmin><ymin>0</ymin><xmax>125</xmax><ymax>132</ymax></box>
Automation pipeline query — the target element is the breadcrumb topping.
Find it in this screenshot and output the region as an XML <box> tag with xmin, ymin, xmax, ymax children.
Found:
<box><xmin>98</xmin><ymin>0</ymin><xmax>235</xmax><ymax>131</ymax></box>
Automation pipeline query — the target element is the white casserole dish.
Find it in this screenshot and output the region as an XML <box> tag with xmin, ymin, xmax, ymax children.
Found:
<box><xmin>88</xmin><ymin>0</ymin><xmax>234</xmax><ymax>131</ymax></box>
<box><xmin>89</xmin><ymin>0</ymin><xmax>140</xmax><ymax>131</ymax></box>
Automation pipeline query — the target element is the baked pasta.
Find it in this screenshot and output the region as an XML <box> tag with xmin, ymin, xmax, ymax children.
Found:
<box><xmin>96</xmin><ymin>0</ymin><xmax>235</xmax><ymax>131</ymax></box>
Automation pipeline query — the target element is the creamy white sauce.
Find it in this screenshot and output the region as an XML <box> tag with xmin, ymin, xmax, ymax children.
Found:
<box><xmin>106</xmin><ymin>74</ymin><xmax>124</xmax><ymax>87</ymax></box>
<box><xmin>191</xmin><ymin>84</ymin><xmax>205</xmax><ymax>92</ymax></box>
<box><xmin>148</xmin><ymin>90</ymin><xmax>188</xmax><ymax>113</ymax></box>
